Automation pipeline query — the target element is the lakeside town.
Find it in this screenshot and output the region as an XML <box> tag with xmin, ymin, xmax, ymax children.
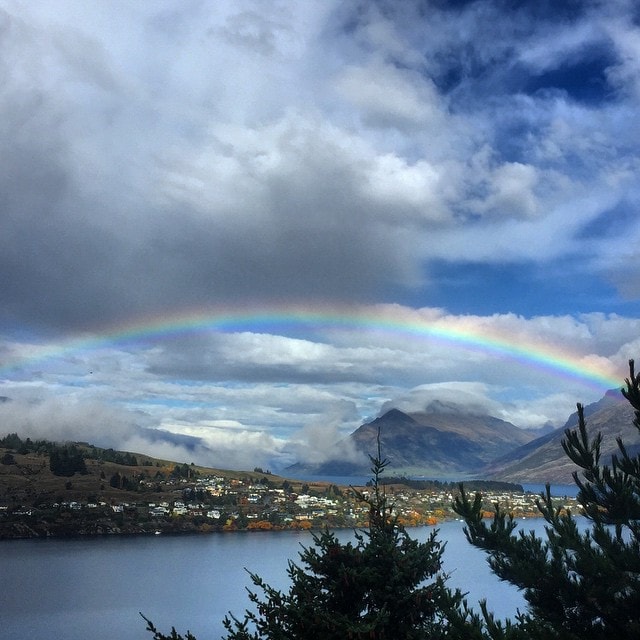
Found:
<box><xmin>0</xmin><ymin>464</ymin><xmax>579</xmax><ymax>539</ymax></box>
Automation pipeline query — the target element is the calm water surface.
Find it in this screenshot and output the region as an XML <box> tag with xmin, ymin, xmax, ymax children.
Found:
<box><xmin>1</xmin><ymin>519</ymin><xmax>547</xmax><ymax>640</ymax></box>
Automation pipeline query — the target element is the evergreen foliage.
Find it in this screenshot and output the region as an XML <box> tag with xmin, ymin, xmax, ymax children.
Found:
<box><xmin>0</xmin><ymin>434</ymin><xmax>142</xmax><ymax>467</ymax></box>
<box><xmin>453</xmin><ymin>359</ymin><xmax>640</xmax><ymax>640</ymax></box>
<box><xmin>0</xmin><ymin>433</ymin><xmax>58</xmax><ymax>455</ymax></box>
<box><xmin>0</xmin><ymin>432</ymin><xmax>26</xmax><ymax>450</ymax></box>
<box><xmin>49</xmin><ymin>444</ymin><xmax>88</xmax><ymax>476</ymax></box>
<box><xmin>143</xmin><ymin>435</ymin><xmax>477</xmax><ymax>640</ymax></box>
<box><xmin>109</xmin><ymin>472</ymin><xmax>138</xmax><ymax>490</ymax></box>
<box><xmin>171</xmin><ymin>462</ymin><xmax>196</xmax><ymax>479</ymax></box>
<box><xmin>85</xmin><ymin>446</ymin><xmax>139</xmax><ymax>466</ymax></box>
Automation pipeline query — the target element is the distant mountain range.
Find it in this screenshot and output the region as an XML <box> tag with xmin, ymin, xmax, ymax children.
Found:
<box><xmin>288</xmin><ymin>406</ymin><xmax>537</xmax><ymax>479</ymax></box>
<box><xmin>288</xmin><ymin>390</ymin><xmax>639</xmax><ymax>483</ymax></box>
<box><xmin>485</xmin><ymin>390</ymin><xmax>637</xmax><ymax>483</ymax></box>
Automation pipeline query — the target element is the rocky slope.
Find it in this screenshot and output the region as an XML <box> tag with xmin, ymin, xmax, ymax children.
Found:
<box><xmin>289</xmin><ymin>407</ymin><xmax>536</xmax><ymax>478</ymax></box>
<box><xmin>485</xmin><ymin>390</ymin><xmax>638</xmax><ymax>483</ymax></box>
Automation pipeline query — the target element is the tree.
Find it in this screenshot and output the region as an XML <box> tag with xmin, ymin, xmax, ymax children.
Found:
<box><xmin>49</xmin><ymin>444</ymin><xmax>88</xmax><ymax>476</ymax></box>
<box><xmin>0</xmin><ymin>432</ymin><xmax>23</xmax><ymax>450</ymax></box>
<box><xmin>453</xmin><ymin>359</ymin><xmax>640</xmax><ymax>640</ymax></box>
<box><xmin>143</xmin><ymin>436</ymin><xmax>478</xmax><ymax>640</ymax></box>
<box><xmin>110</xmin><ymin>472</ymin><xmax>122</xmax><ymax>489</ymax></box>
<box><xmin>281</xmin><ymin>479</ymin><xmax>293</xmax><ymax>495</ymax></box>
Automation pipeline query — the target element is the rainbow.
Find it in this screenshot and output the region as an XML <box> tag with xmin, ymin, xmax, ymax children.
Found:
<box><xmin>0</xmin><ymin>303</ymin><xmax>626</xmax><ymax>391</ymax></box>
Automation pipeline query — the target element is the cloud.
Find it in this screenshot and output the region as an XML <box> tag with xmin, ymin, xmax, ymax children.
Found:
<box><xmin>0</xmin><ymin>395</ymin><xmax>150</xmax><ymax>447</ymax></box>
<box><xmin>336</xmin><ymin>59</ymin><xmax>445</xmax><ymax>131</ymax></box>
<box><xmin>2</xmin><ymin>303</ymin><xmax>637</xmax><ymax>472</ymax></box>
<box><xmin>603</xmin><ymin>7</ymin><xmax>640</xmax><ymax>99</ymax></box>
<box><xmin>380</xmin><ymin>382</ymin><xmax>501</xmax><ymax>417</ymax></box>
<box><xmin>0</xmin><ymin>1</ymin><xmax>638</xmax><ymax>333</ymax></box>
<box><xmin>472</xmin><ymin>162</ymin><xmax>541</xmax><ymax>219</ymax></box>
<box><xmin>495</xmin><ymin>392</ymin><xmax>582</xmax><ymax>431</ymax></box>
<box><xmin>0</xmin><ymin>1</ymin><xmax>639</xmax><ymax>471</ymax></box>
<box><xmin>283</xmin><ymin>402</ymin><xmax>366</xmax><ymax>466</ymax></box>
<box><xmin>146</xmin><ymin>423</ymin><xmax>286</xmax><ymax>471</ymax></box>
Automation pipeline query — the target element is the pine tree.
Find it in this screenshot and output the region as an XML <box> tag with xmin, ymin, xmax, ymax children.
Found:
<box><xmin>143</xmin><ymin>434</ymin><xmax>480</xmax><ymax>639</ymax></box>
<box><xmin>222</xmin><ymin>437</ymin><xmax>475</xmax><ymax>640</ymax></box>
<box><xmin>453</xmin><ymin>359</ymin><xmax>640</xmax><ymax>640</ymax></box>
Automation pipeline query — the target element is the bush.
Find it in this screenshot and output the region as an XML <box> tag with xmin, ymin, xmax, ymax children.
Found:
<box><xmin>1</xmin><ymin>452</ymin><xmax>16</xmax><ymax>465</ymax></box>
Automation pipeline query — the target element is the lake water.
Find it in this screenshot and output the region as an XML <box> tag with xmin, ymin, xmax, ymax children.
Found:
<box><xmin>0</xmin><ymin>519</ymin><xmax>554</xmax><ymax>640</ymax></box>
<box><xmin>293</xmin><ymin>476</ymin><xmax>581</xmax><ymax>499</ymax></box>
<box><xmin>522</xmin><ymin>483</ymin><xmax>579</xmax><ymax>498</ymax></box>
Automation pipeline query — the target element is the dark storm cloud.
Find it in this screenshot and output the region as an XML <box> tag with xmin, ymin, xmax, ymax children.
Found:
<box><xmin>0</xmin><ymin>3</ymin><xmax>422</xmax><ymax>332</ymax></box>
<box><xmin>0</xmin><ymin>0</ymin><xmax>639</xmax><ymax>336</ymax></box>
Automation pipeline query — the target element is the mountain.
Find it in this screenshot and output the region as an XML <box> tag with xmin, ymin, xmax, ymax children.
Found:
<box><xmin>288</xmin><ymin>407</ymin><xmax>535</xmax><ymax>478</ymax></box>
<box><xmin>485</xmin><ymin>389</ymin><xmax>638</xmax><ymax>483</ymax></box>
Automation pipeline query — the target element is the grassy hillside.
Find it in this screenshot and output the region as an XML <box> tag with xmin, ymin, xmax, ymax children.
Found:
<box><xmin>0</xmin><ymin>437</ymin><xmax>299</xmax><ymax>508</ymax></box>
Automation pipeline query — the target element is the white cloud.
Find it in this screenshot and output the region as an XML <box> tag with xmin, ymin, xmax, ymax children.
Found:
<box><xmin>0</xmin><ymin>2</ymin><xmax>639</xmax><ymax>470</ymax></box>
<box><xmin>150</xmin><ymin>423</ymin><xmax>285</xmax><ymax>470</ymax></box>
<box><xmin>381</xmin><ymin>382</ymin><xmax>501</xmax><ymax>417</ymax></box>
<box><xmin>496</xmin><ymin>392</ymin><xmax>579</xmax><ymax>430</ymax></box>
<box><xmin>0</xmin><ymin>396</ymin><xmax>150</xmax><ymax>447</ymax></box>
<box><xmin>336</xmin><ymin>59</ymin><xmax>445</xmax><ymax>130</ymax></box>
<box><xmin>474</xmin><ymin>162</ymin><xmax>540</xmax><ymax>219</ymax></box>
<box><xmin>2</xmin><ymin>304</ymin><xmax>637</xmax><ymax>470</ymax></box>
<box><xmin>283</xmin><ymin>403</ymin><xmax>367</xmax><ymax>466</ymax></box>
<box><xmin>516</xmin><ymin>18</ymin><xmax>604</xmax><ymax>73</ymax></box>
<box><xmin>604</xmin><ymin>11</ymin><xmax>640</xmax><ymax>99</ymax></box>
<box><xmin>362</xmin><ymin>153</ymin><xmax>457</xmax><ymax>222</ymax></box>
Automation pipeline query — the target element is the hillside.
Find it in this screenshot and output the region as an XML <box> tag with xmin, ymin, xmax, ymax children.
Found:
<box><xmin>289</xmin><ymin>407</ymin><xmax>535</xmax><ymax>478</ymax></box>
<box><xmin>485</xmin><ymin>389</ymin><xmax>638</xmax><ymax>483</ymax></box>
<box><xmin>0</xmin><ymin>436</ymin><xmax>295</xmax><ymax>509</ymax></box>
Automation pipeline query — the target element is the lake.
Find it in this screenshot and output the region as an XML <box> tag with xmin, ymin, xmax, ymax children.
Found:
<box><xmin>1</xmin><ymin>519</ymin><xmax>549</xmax><ymax>640</ymax></box>
<box><xmin>292</xmin><ymin>476</ymin><xmax>581</xmax><ymax>499</ymax></box>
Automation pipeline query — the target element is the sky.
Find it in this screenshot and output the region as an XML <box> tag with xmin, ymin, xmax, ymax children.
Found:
<box><xmin>1</xmin><ymin>0</ymin><xmax>640</xmax><ymax>472</ymax></box>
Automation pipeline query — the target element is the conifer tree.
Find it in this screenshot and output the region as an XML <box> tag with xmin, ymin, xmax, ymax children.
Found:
<box><xmin>222</xmin><ymin>438</ymin><xmax>474</xmax><ymax>640</ymax></box>
<box><xmin>453</xmin><ymin>359</ymin><xmax>640</xmax><ymax>640</ymax></box>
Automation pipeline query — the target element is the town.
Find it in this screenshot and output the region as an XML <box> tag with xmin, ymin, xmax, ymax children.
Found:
<box><xmin>0</xmin><ymin>466</ymin><xmax>579</xmax><ymax>539</ymax></box>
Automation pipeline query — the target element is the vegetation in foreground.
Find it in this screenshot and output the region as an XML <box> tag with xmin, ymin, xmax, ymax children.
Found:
<box><xmin>144</xmin><ymin>360</ymin><xmax>640</xmax><ymax>640</ymax></box>
<box><xmin>453</xmin><ymin>359</ymin><xmax>640</xmax><ymax>639</ymax></box>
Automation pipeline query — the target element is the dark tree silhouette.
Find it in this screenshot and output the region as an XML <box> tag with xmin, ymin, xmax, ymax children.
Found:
<box><xmin>49</xmin><ymin>444</ymin><xmax>87</xmax><ymax>476</ymax></box>
<box><xmin>454</xmin><ymin>359</ymin><xmax>640</xmax><ymax>640</ymax></box>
